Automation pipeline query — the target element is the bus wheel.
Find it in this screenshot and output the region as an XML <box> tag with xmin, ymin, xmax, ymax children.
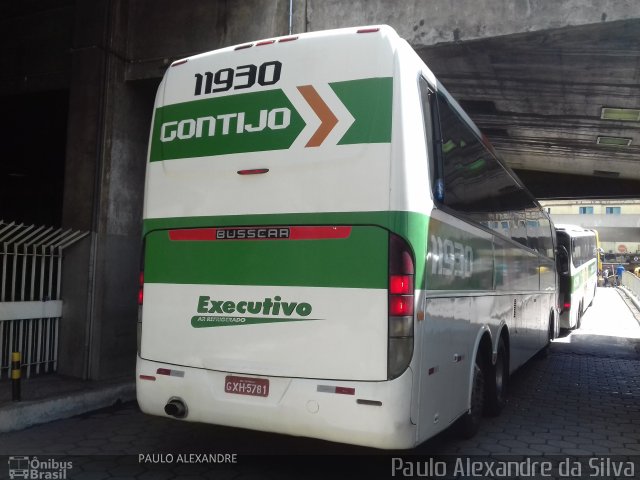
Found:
<box><xmin>486</xmin><ymin>337</ymin><xmax>508</xmax><ymax>416</ymax></box>
<box><xmin>455</xmin><ymin>356</ymin><xmax>485</xmax><ymax>439</ymax></box>
<box><xmin>576</xmin><ymin>301</ymin><xmax>583</xmax><ymax>330</ymax></box>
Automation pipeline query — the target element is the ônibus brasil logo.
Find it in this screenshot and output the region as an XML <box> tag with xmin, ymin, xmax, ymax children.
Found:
<box><xmin>192</xmin><ymin>295</ymin><xmax>318</xmax><ymax>328</ymax></box>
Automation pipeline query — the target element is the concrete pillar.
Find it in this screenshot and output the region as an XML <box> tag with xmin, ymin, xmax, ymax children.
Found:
<box><xmin>59</xmin><ymin>0</ymin><xmax>111</xmax><ymax>379</ymax></box>
<box><xmin>60</xmin><ymin>0</ymin><xmax>145</xmax><ymax>380</ymax></box>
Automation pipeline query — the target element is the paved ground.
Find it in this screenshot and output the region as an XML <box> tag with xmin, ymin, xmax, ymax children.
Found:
<box><xmin>1</xmin><ymin>287</ymin><xmax>639</xmax><ymax>479</ymax></box>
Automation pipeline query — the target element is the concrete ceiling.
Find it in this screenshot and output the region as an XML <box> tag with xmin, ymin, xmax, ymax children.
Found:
<box><xmin>2</xmin><ymin>1</ymin><xmax>640</xmax><ymax>204</ymax></box>
<box><xmin>416</xmin><ymin>19</ymin><xmax>640</xmax><ymax>199</ymax></box>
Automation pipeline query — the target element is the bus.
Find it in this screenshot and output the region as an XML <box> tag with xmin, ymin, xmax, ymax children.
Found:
<box><xmin>136</xmin><ymin>25</ymin><xmax>558</xmax><ymax>449</ymax></box>
<box><xmin>589</xmin><ymin>228</ymin><xmax>603</xmax><ymax>275</ymax></box>
<box><xmin>555</xmin><ymin>225</ymin><xmax>598</xmax><ymax>329</ymax></box>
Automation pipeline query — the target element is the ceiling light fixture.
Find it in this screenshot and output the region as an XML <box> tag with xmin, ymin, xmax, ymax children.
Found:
<box><xmin>596</xmin><ymin>136</ymin><xmax>632</xmax><ymax>146</ymax></box>
<box><xmin>600</xmin><ymin>107</ymin><xmax>640</xmax><ymax>122</ymax></box>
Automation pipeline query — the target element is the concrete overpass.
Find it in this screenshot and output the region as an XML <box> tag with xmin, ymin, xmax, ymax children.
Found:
<box><xmin>1</xmin><ymin>0</ymin><xmax>639</xmax><ymax>380</ymax></box>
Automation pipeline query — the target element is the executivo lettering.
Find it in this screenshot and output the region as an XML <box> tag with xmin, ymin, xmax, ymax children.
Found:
<box><xmin>192</xmin><ymin>295</ymin><xmax>318</xmax><ymax>328</ymax></box>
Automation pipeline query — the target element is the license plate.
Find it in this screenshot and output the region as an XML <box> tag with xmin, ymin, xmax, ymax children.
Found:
<box><xmin>224</xmin><ymin>375</ymin><xmax>269</xmax><ymax>397</ymax></box>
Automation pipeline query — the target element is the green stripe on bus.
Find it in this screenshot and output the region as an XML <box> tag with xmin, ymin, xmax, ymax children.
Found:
<box><xmin>143</xmin><ymin>211</ymin><xmax>428</xmax><ymax>290</ymax></box>
<box><xmin>331</xmin><ymin>77</ymin><xmax>393</xmax><ymax>145</ymax></box>
<box><xmin>143</xmin><ymin>211</ymin><xmax>529</xmax><ymax>292</ymax></box>
<box><xmin>571</xmin><ymin>259</ymin><xmax>596</xmax><ymax>293</ymax></box>
<box><xmin>145</xmin><ymin>225</ymin><xmax>389</xmax><ymax>289</ymax></box>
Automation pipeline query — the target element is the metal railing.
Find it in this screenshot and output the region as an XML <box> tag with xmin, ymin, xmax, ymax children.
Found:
<box><xmin>0</xmin><ymin>221</ymin><xmax>88</xmax><ymax>379</ymax></box>
<box><xmin>621</xmin><ymin>271</ymin><xmax>640</xmax><ymax>306</ymax></box>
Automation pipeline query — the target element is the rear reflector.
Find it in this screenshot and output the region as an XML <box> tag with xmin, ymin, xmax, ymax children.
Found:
<box><xmin>256</xmin><ymin>40</ymin><xmax>275</xmax><ymax>46</ymax></box>
<box><xmin>139</xmin><ymin>375</ymin><xmax>156</xmax><ymax>381</ymax></box>
<box><xmin>278</xmin><ymin>36</ymin><xmax>298</xmax><ymax>42</ymax></box>
<box><xmin>357</xmin><ymin>27</ymin><xmax>380</xmax><ymax>34</ymax></box>
<box><xmin>156</xmin><ymin>368</ymin><xmax>185</xmax><ymax>378</ymax></box>
<box><xmin>564</xmin><ymin>302</ymin><xmax>571</xmax><ymax>309</ymax></box>
<box><xmin>317</xmin><ymin>385</ymin><xmax>355</xmax><ymax>395</ymax></box>
<box><xmin>237</xmin><ymin>168</ymin><xmax>269</xmax><ymax>175</ymax></box>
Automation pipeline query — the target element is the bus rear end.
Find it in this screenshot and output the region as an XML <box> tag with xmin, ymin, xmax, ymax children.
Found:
<box><xmin>136</xmin><ymin>26</ymin><xmax>418</xmax><ymax>449</ymax></box>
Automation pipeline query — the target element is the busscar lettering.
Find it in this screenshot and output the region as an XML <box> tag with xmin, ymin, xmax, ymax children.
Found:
<box><xmin>216</xmin><ymin>228</ymin><xmax>290</xmax><ymax>240</ymax></box>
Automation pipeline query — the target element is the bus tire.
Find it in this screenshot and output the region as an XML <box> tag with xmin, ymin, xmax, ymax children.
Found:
<box><xmin>455</xmin><ymin>355</ymin><xmax>485</xmax><ymax>439</ymax></box>
<box><xmin>486</xmin><ymin>337</ymin><xmax>508</xmax><ymax>416</ymax></box>
<box><xmin>576</xmin><ymin>301</ymin><xmax>583</xmax><ymax>330</ymax></box>
<box><xmin>537</xmin><ymin>314</ymin><xmax>554</xmax><ymax>359</ymax></box>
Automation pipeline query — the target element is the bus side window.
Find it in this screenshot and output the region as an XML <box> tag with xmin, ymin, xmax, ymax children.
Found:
<box><xmin>432</xmin><ymin>91</ymin><xmax>536</xmax><ymax>230</ymax></box>
<box><xmin>418</xmin><ymin>77</ymin><xmax>442</xmax><ymax>202</ymax></box>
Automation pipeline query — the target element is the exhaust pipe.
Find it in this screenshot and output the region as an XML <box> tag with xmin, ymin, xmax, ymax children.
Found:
<box><xmin>164</xmin><ymin>398</ymin><xmax>188</xmax><ymax>419</ymax></box>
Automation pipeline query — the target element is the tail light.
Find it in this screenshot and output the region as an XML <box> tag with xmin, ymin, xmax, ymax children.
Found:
<box><xmin>138</xmin><ymin>271</ymin><xmax>144</xmax><ymax>305</ymax></box>
<box><xmin>560</xmin><ymin>292</ymin><xmax>570</xmax><ymax>313</ymax></box>
<box><xmin>388</xmin><ymin>233</ymin><xmax>415</xmax><ymax>379</ymax></box>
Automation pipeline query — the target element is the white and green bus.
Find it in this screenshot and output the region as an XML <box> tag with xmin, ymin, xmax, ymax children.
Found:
<box><xmin>555</xmin><ymin>225</ymin><xmax>597</xmax><ymax>330</ymax></box>
<box><xmin>137</xmin><ymin>25</ymin><xmax>558</xmax><ymax>449</ymax></box>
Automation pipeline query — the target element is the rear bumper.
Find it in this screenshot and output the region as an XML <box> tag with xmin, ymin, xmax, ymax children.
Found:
<box><xmin>136</xmin><ymin>356</ymin><xmax>416</xmax><ymax>450</ymax></box>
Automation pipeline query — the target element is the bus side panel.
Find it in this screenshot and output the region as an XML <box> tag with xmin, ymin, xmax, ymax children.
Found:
<box><xmin>419</xmin><ymin>212</ymin><xmax>493</xmax><ymax>438</ymax></box>
<box><xmin>419</xmin><ymin>296</ymin><xmax>472</xmax><ymax>438</ymax></box>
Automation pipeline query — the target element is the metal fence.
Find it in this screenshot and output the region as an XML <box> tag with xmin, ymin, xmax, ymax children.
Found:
<box><xmin>621</xmin><ymin>270</ymin><xmax>640</xmax><ymax>305</ymax></box>
<box><xmin>0</xmin><ymin>221</ymin><xmax>88</xmax><ymax>379</ymax></box>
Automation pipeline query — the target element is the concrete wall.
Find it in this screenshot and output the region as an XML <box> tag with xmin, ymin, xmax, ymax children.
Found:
<box><xmin>542</xmin><ymin>200</ymin><xmax>640</xmax><ymax>215</ymax></box>
<box><xmin>303</xmin><ymin>0</ymin><xmax>639</xmax><ymax>47</ymax></box>
<box><xmin>0</xmin><ymin>1</ymin><xmax>73</xmax><ymax>95</ymax></box>
<box><xmin>126</xmin><ymin>0</ymin><xmax>292</xmax><ymax>81</ymax></box>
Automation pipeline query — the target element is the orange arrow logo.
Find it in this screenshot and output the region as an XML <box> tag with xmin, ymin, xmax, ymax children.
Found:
<box><xmin>297</xmin><ymin>85</ymin><xmax>338</xmax><ymax>147</ymax></box>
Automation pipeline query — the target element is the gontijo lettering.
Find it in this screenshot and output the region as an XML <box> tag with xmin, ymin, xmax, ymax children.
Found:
<box><xmin>160</xmin><ymin>108</ymin><xmax>291</xmax><ymax>142</ymax></box>
<box><xmin>197</xmin><ymin>296</ymin><xmax>312</xmax><ymax>317</ymax></box>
